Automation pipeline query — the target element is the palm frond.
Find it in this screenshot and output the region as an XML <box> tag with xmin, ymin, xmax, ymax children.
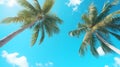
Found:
<box><xmin>89</xmin><ymin>35</ymin><xmax>99</xmax><ymax>56</ymax></box>
<box><xmin>107</xmin><ymin>24</ymin><xmax>120</xmax><ymax>32</ymax></box>
<box><xmin>18</xmin><ymin>9</ymin><xmax>35</xmax><ymax>18</ymax></box>
<box><xmin>104</xmin><ymin>10</ymin><xmax>120</xmax><ymax>23</ymax></box>
<box><xmin>88</xmin><ymin>3</ymin><xmax>98</xmax><ymax>24</ymax></box>
<box><xmin>96</xmin><ymin>33</ymin><xmax>113</xmax><ymax>53</ymax></box>
<box><xmin>98</xmin><ymin>10</ymin><xmax>120</xmax><ymax>28</ymax></box>
<box><xmin>41</xmin><ymin>14</ymin><xmax>62</xmax><ymax>37</ymax></box>
<box><xmin>69</xmin><ymin>28</ymin><xmax>87</xmax><ymax>37</ymax></box>
<box><xmin>97</xmin><ymin>31</ymin><xmax>112</xmax><ymax>45</ymax></box>
<box><xmin>79</xmin><ymin>32</ymin><xmax>92</xmax><ymax>55</ymax></box>
<box><xmin>109</xmin><ymin>31</ymin><xmax>120</xmax><ymax>40</ymax></box>
<box><xmin>77</xmin><ymin>23</ymin><xmax>88</xmax><ymax>28</ymax></box>
<box><xmin>79</xmin><ymin>42</ymin><xmax>87</xmax><ymax>56</ymax></box>
<box><xmin>45</xmin><ymin>13</ymin><xmax>62</xmax><ymax>24</ymax></box>
<box><xmin>95</xmin><ymin>0</ymin><xmax>119</xmax><ymax>23</ymax></box>
<box><xmin>31</xmin><ymin>24</ymin><xmax>40</xmax><ymax>46</ymax></box>
<box><xmin>111</xmin><ymin>16</ymin><xmax>120</xmax><ymax>24</ymax></box>
<box><xmin>1</xmin><ymin>17</ymin><xmax>24</xmax><ymax>23</ymax></box>
<box><xmin>82</xmin><ymin>13</ymin><xmax>91</xmax><ymax>24</ymax></box>
<box><xmin>98</xmin><ymin>28</ymin><xmax>110</xmax><ymax>38</ymax></box>
<box><xmin>34</xmin><ymin>0</ymin><xmax>42</xmax><ymax>12</ymax></box>
<box><xmin>42</xmin><ymin>0</ymin><xmax>54</xmax><ymax>14</ymax></box>
<box><xmin>39</xmin><ymin>25</ymin><xmax>45</xmax><ymax>44</ymax></box>
<box><xmin>99</xmin><ymin>40</ymin><xmax>113</xmax><ymax>53</ymax></box>
<box><xmin>18</xmin><ymin>0</ymin><xmax>36</xmax><ymax>12</ymax></box>
<box><xmin>44</xmin><ymin>20</ymin><xmax>60</xmax><ymax>36</ymax></box>
<box><xmin>69</xmin><ymin>23</ymin><xmax>89</xmax><ymax>37</ymax></box>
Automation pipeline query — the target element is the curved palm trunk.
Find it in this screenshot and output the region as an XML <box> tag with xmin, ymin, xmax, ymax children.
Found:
<box><xmin>96</xmin><ymin>33</ymin><xmax>120</xmax><ymax>55</ymax></box>
<box><xmin>0</xmin><ymin>18</ymin><xmax>38</xmax><ymax>47</ymax></box>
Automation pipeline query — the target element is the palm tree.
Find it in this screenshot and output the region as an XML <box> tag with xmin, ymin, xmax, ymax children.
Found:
<box><xmin>0</xmin><ymin>0</ymin><xmax>62</xmax><ymax>47</ymax></box>
<box><xmin>69</xmin><ymin>0</ymin><xmax>120</xmax><ymax>56</ymax></box>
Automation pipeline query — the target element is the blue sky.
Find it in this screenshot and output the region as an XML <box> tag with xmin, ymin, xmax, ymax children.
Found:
<box><xmin>0</xmin><ymin>0</ymin><xmax>120</xmax><ymax>67</ymax></box>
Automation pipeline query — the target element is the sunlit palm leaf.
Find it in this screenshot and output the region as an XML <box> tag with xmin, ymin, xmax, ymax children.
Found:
<box><xmin>31</xmin><ymin>30</ymin><xmax>39</xmax><ymax>46</ymax></box>
<box><xmin>70</xmin><ymin>23</ymin><xmax>88</xmax><ymax>37</ymax></box>
<box><xmin>42</xmin><ymin>0</ymin><xmax>54</xmax><ymax>14</ymax></box>
<box><xmin>88</xmin><ymin>3</ymin><xmax>97</xmax><ymax>23</ymax></box>
<box><xmin>103</xmin><ymin>10</ymin><xmax>120</xmax><ymax>24</ymax></box>
<box><xmin>18</xmin><ymin>9</ymin><xmax>36</xmax><ymax>17</ymax></box>
<box><xmin>1</xmin><ymin>17</ymin><xmax>24</xmax><ymax>23</ymax></box>
<box><xmin>95</xmin><ymin>0</ymin><xmax>118</xmax><ymax>23</ymax></box>
<box><xmin>34</xmin><ymin>0</ymin><xmax>42</xmax><ymax>12</ymax></box>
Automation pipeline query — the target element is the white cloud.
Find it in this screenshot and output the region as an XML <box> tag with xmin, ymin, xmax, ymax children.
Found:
<box><xmin>104</xmin><ymin>57</ymin><xmax>120</xmax><ymax>67</ymax></box>
<box><xmin>66</xmin><ymin>0</ymin><xmax>83</xmax><ymax>11</ymax></box>
<box><xmin>36</xmin><ymin>61</ymin><xmax>53</xmax><ymax>67</ymax></box>
<box><xmin>97</xmin><ymin>47</ymin><xmax>105</xmax><ymax>56</ymax></box>
<box><xmin>0</xmin><ymin>0</ymin><xmax>4</xmax><ymax>4</ymax></box>
<box><xmin>2</xmin><ymin>50</ymin><xmax>29</xmax><ymax>67</ymax></box>
<box><xmin>104</xmin><ymin>65</ymin><xmax>109</xmax><ymax>67</ymax></box>
<box><xmin>7</xmin><ymin>0</ymin><xmax>17</xmax><ymax>7</ymax></box>
<box><xmin>0</xmin><ymin>0</ymin><xmax>17</xmax><ymax>7</ymax></box>
<box><xmin>114</xmin><ymin>57</ymin><xmax>120</xmax><ymax>67</ymax></box>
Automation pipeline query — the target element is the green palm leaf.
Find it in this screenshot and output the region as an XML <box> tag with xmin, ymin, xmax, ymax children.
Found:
<box><xmin>31</xmin><ymin>24</ymin><xmax>40</xmax><ymax>46</ymax></box>
<box><xmin>1</xmin><ymin>17</ymin><xmax>24</xmax><ymax>23</ymax></box>
<box><xmin>95</xmin><ymin>0</ymin><xmax>118</xmax><ymax>23</ymax></box>
<box><xmin>34</xmin><ymin>0</ymin><xmax>42</xmax><ymax>12</ymax></box>
<box><xmin>109</xmin><ymin>31</ymin><xmax>120</xmax><ymax>40</ymax></box>
<box><xmin>79</xmin><ymin>32</ymin><xmax>92</xmax><ymax>55</ymax></box>
<box><xmin>99</xmin><ymin>40</ymin><xmax>113</xmax><ymax>53</ymax></box>
<box><xmin>89</xmin><ymin>35</ymin><xmax>99</xmax><ymax>56</ymax></box>
<box><xmin>79</xmin><ymin>42</ymin><xmax>87</xmax><ymax>56</ymax></box>
<box><xmin>82</xmin><ymin>14</ymin><xmax>91</xmax><ymax>24</ymax></box>
<box><xmin>88</xmin><ymin>3</ymin><xmax>97</xmax><ymax>23</ymax></box>
<box><xmin>42</xmin><ymin>0</ymin><xmax>54</xmax><ymax>14</ymax></box>
<box><xmin>39</xmin><ymin>25</ymin><xmax>45</xmax><ymax>44</ymax></box>
<box><xmin>18</xmin><ymin>9</ymin><xmax>36</xmax><ymax>17</ymax></box>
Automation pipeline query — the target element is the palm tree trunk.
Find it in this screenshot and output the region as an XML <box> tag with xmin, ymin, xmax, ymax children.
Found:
<box><xmin>0</xmin><ymin>18</ymin><xmax>38</xmax><ymax>47</ymax></box>
<box><xmin>96</xmin><ymin>33</ymin><xmax>120</xmax><ymax>55</ymax></box>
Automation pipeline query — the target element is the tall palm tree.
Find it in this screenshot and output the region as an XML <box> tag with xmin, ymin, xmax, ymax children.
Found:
<box><xmin>0</xmin><ymin>0</ymin><xmax>62</xmax><ymax>47</ymax></box>
<box><xmin>69</xmin><ymin>0</ymin><xmax>120</xmax><ymax>56</ymax></box>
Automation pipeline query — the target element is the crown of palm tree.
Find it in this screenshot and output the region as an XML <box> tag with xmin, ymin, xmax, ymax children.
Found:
<box><xmin>1</xmin><ymin>0</ymin><xmax>62</xmax><ymax>46</ymax></box>
<box><xmin>70</xmin><ymin>0</ymin><xmax>120</xmax><ymax>56</ymax></box>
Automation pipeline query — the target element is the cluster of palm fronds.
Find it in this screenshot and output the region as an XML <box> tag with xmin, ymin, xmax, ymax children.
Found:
<box><xmin>0</xmin><ymin>0</ymin><xmax>62</xmax><ymax>47</ymax></box>
<box><xmin>70</xmin><ymin>0</ymin><xmax>120</xmax><ymax>56</ymax></box>
<box><xmin>0</xmin><ymin>0</ymin><xmax>120</xmax><ymax>57</ymax></box>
